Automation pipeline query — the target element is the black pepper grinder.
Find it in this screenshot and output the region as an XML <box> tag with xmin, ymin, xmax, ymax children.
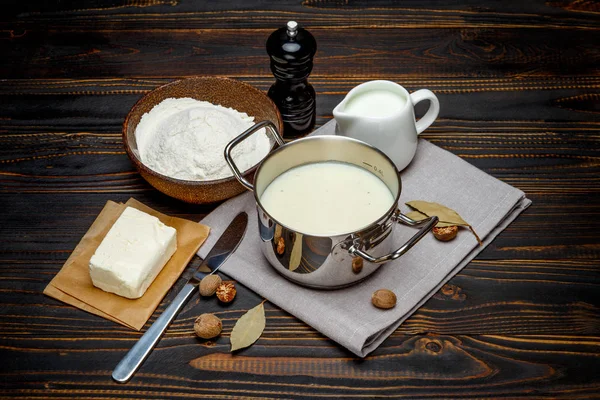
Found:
<box><xmin>266</xmin><ymin>21</ymin><xmax>317</xmax><ymax>140</ymax></box>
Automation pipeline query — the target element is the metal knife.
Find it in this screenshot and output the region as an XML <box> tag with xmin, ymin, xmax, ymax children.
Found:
<box><xmin>112</xmin><ymin>211</ymin><xmax>248</xmax><ymax>384</ymax></box>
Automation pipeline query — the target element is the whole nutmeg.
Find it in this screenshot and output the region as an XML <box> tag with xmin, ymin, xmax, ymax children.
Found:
<box><xmin>194</xmin><ymin>313</ymin><xmax>222</xmax><ymax>339</ymax></box>
<box><xmin>199</xmin><ymin>274</ymin><xmax>222</xmax><ymax>297</ymax></box>
<box><xmin>276</xmin><ymin>237</ymin><xmax>285</xmax><ymax>255</ymax></box>
<box><xmin>432</xmin><ymin>225</ymin><xmax>458</xmax><ymax>241</ymax></box>
<box><xmin>372</xmin><ymin>289</ymin><xmax>397</xmax><ymax>309</ymax></box>
<box><xmin>216</xmin><ymin>281</ymin><xmax>237</xmax><ymax>303</ymax></box>
<box><xmin>352</xmin><ymin>256</ymin><xmax>363</xmax><ymax>274</ymax></box>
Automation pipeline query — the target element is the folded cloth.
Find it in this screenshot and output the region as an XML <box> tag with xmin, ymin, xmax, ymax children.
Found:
<box><xmin>199</xmin><ymin>120</ymin><xmax>531</xmax><ymax>357</ymax></box>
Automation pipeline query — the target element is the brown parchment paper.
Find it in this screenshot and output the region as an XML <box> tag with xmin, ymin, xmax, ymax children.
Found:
<box><xmin>43</xmin><ymin>198</ymin><xmax>210</xmax><ymax>331</ymax></box>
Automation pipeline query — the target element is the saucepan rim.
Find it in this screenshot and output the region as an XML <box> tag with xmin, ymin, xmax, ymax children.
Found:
<box><xmin>252</xmin><ymin>134</ymin><xmax>402</xmax><ymax>238</ymax></box>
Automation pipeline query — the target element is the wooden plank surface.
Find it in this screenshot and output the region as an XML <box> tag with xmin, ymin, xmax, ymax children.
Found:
<box><xmin>1</xmin><ymin>1</ymin><xmax>600</xmax><ymax>398</ymax></box>
<box><xmin>3</xmin><ymin>28</ymin><xmax>599</xmax><ymax>79</ymax></box>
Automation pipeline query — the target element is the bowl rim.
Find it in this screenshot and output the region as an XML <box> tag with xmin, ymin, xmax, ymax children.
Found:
<box><xmin>122</xmin><ymin>76</ymin><xmax>284</xmax><ymax>187</ymax></box>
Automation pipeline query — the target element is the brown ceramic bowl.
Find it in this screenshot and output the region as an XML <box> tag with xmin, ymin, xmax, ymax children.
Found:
<box><xmin>123</xmin><ymin>77</ymin><xmax>283</xmax><ymax>204</ymax></box>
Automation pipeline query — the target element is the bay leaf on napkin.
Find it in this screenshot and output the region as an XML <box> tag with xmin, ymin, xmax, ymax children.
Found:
<box><xmin>197</xmin><ymin>119</ymin><xmax>531</xmax><ymax>357</ymax></box>
<box><xmin>44</xmin><ymin>198</ymin><xmax>210</xmax><ymax>330</ymax></box>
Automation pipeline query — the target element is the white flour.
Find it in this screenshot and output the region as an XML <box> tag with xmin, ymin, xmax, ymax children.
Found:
<box><xmin>135</xmin><ymin>97</ymin><xmax>271</xmax><ymax>181</ymax></box>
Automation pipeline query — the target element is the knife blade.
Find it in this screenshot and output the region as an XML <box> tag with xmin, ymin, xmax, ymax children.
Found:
<box><xmin>112</xmin><ymin>211</ymin><xmax>248</xmax><ymax>384</ymax></box>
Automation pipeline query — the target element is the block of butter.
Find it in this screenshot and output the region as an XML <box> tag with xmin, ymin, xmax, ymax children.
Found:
<box><xmin>89</xmin><ymin>206</ymin><xmax>177</xmax><ymax>299</ymax></box>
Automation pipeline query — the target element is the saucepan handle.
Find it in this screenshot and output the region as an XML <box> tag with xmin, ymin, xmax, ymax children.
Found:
<box><xmin>224</xmin><ymin>120</ymin><xmax>285</xmax><ymax>191</ymax></box>
<box><xmin>349</xmin><ymin>211</ymin><xmax>438</xmax><ymax>264</ymax></box>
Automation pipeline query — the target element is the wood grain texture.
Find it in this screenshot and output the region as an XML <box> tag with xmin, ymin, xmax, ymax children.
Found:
<box><xmin>1</xmin><ymin>0</ymin><xmax>599</xmax><ymax>398</ymax></box>
<box><xmin>2</xmin><ymin>28</ymin><xmax>599</xmax><ymax>79</ymax></box>
<box><xmin>3</xmin><ymin>0</ymin><xmax>600</xmax><ymax>30</ymax></box>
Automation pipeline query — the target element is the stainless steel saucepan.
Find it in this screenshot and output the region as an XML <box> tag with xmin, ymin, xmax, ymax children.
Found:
<box><xmin>225</xmin><ymin>120</ymin><xmax>438</xmax><ymax>289</ymax></box>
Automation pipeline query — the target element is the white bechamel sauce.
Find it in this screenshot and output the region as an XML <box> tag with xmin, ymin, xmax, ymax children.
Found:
<box><xmin>343</xmin><ymin>89</ymin><xmax>406</xmax><ymax>118</ymax></box>
<box><xmin>260</xmin><ymin>162</ymin><xmax>395</xmax><ymax>236</ymax></box>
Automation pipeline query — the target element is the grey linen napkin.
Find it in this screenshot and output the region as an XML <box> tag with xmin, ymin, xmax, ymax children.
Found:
<box><xmin>198</xmin><ymin>120</ymin><xmax>531</xmax><ymax>357</ymax></box>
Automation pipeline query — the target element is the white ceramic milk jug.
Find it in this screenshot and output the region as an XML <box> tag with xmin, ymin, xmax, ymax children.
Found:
<box><xmin>333</xmin><ymin>80</ymin><xmax>440</xmax><ymax>171</ymax></box>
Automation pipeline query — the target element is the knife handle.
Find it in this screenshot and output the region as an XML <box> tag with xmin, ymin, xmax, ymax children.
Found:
<box><xmin>112</xmin><ymin>283</ymin><xmax>196</xmax><ymax>383</ymax></box>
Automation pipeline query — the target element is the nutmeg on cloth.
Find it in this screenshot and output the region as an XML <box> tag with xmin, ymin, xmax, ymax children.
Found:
<box><xmin>198</xmin><ymin>120</ymin><xmax>531</xmax><ymax>357</ymax></box>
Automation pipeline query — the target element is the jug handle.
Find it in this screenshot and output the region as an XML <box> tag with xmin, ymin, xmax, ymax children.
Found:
<box><xmin>410</xmin><ymin>89</ymin><xmax>440</xmax><ymax>134</ymax></box>
<box><xmin>225</xmin><ymin>120</ymin><xmax>285</xmax><ymax>191</ymax></box>
<box><xmin>349</xmin><ymin>211</ymin><xmax>438</xmax><ymax>264</ymax></box>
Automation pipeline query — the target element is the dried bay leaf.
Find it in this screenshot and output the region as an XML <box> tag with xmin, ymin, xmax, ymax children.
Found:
<box><xmin>406</xmin><ymin>200</ymin><xmax>482</xmax><ymax>245</ymax></box>
<box><xmin>230</xmin><ymin>301</ymin><xmax>266</xmax><ymax>352</ymax></box>
<box><xmin>289</xmin><ymin>233</ymin><xmax>303</xmax><ymax>271</ymax></box>
<box><xmin>406</xmin><ymin>210</ymin><xmax>427</xmax><ymax>220</ymax></box>
<box><xmin>405</xmin><ymin>211</ymin><xmax>456</xmax><ymax>228</ymax></box>
<box><xmin>406</xmin><ymin>200</ymin><xmax>470</xmax><ymax>226</ymax></box>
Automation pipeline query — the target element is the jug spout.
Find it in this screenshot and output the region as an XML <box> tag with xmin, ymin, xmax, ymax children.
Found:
<box><xmin>332</xmin><ymin>98</ymin><xmax>355</xmax><ymax>133</ymax></box>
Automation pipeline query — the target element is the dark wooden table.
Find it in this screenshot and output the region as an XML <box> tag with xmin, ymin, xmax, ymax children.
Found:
<box><xmin>2</xmin><ymin>1</ymin><xmax>599</xmax><ymax>398</ymax></box>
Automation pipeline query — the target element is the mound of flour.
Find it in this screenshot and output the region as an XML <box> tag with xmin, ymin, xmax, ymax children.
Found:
<box><xmin>135</xmin><ymin>97</ymin><xmax>270</xmax><ymax>181</ymax></box>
